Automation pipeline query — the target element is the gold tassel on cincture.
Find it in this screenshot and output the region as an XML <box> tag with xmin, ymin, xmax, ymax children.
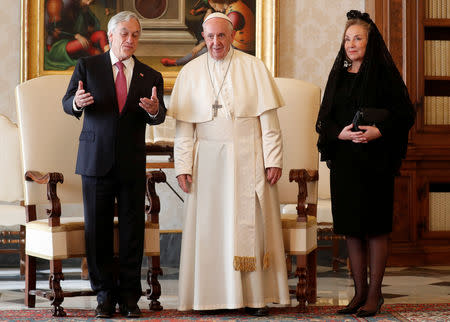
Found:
<box><xmin>233</xmin><ymin>256</ymin><xmax>256</xmax><ymax>272</ymax></box>
<box><xmin>263</xmin><ymin>252</ymin><xmax>270</xmax><ymax>270</ymax></box>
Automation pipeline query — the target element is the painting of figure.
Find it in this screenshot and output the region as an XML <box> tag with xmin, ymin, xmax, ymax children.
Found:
<box><xmin>44</xmin><ymin>0</ymin><xmax>116</xmax><ymax>70</ymax></box>
<box><xmin>161</xmin><ymin>0</ymin><xmax>256</xmax><ymax>67</ymax></box>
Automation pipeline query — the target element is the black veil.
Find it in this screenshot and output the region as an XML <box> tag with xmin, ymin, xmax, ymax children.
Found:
<box><xmin>316</xmin><ymin>10</ymin><xmax>415</xmax><ymax>167</ymax></box>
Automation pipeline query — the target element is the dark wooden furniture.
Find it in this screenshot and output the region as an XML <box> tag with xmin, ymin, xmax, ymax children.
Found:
<box><xmin>366</xmin><ymin>0</ymin><xmax>450</xmax><ymax>266</ymax></box>
<box><xmin>288</xmin><ymin>169</ymin><xmax>318</xmax><ymax>312</ymax></box>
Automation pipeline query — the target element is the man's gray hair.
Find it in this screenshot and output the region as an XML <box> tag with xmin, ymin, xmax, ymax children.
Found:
<box><xmin>107</xmin><ymin>11</ymin><xmax>142</xmax><ymax>36</ymax></box>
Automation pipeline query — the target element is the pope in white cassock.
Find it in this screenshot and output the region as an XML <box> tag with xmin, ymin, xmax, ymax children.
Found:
<box><xmin>168</xmin><ymin>12</ymin><xmax>290</xmax><ymax>316</ymax></box>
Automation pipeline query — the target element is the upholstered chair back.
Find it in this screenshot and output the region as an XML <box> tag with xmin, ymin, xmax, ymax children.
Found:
<box><xmin>0</xmin><ymin>114</ymin><xmax>23</xmax><ymax>203</ymax></box>
<box><xmin>15</xmin><ymin>75</ymin><xmax>82</xmax><ymax>217</ymax></box>
<box><xmin>0</xmin><ymin>114</ymin><xmax>26</xmax><ymax>228</ymax></box>
<box><xmin>318</xmin><ymin>163</ymin><xmax>331</xmax><ymax>199</ymax></box>
<box><xmin>274</xmin><ymin>77</ymin><xmax>321</xmax><ymax>205</ymax></box>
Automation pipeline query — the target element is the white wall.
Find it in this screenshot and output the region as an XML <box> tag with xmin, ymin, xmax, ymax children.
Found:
<box><xmin>279</xmin><ymin>0</ymin><xmax>365</xmax><ymax>91</ymax></box>
<box><xmin>0</xmin><ymin>1</ymin><xmax>21</xmax><ymax>122</ymax></box>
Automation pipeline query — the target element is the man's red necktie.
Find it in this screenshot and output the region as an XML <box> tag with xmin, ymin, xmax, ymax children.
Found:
<box><xmin>115</xmin><ymin>61</ymin><xmax>127</xmax><ymax>113</ymax></box>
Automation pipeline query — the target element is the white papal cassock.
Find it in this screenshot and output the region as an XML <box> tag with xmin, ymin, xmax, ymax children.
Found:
<box><xmin>168</xmin><ymin>48</ymin><xmax>290</xmax><ymax>311</ymax></box>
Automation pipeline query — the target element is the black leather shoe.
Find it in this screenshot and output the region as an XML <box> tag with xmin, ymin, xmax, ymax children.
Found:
<box><xmin>245</xmin><ymin>306</ymin><xmax>269</xmax><ymax>316</ymax></box>
<box><xmin>95</xmin><ymin>302</ymin><xmax>115</xmax><ymax>318</ymax></box>
<box><xmin>197</xmin><ymin>309</ymin><xmax>228</xmax><ymax>315</ymax></box>
<box><xmin>119</xmin><ymin>303</ymin><xmax>141</xmax><ymax>318</ymax></box>
<box><xmin>356</xmin><ymin>297</ymin><xmax>384</xmax><ymax>317</ymax></box>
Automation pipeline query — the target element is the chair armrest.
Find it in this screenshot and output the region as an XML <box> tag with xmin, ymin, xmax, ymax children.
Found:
<box><xmin>145</xmin><ymin>171</ymin><xmax>167</xmax><ymax>224</ymax></box>
<box><xmin>24</xmin><ymin>171</ymin><xmax>64</xmax><ymax>224</ymax></box>
<box><xmin>289</xmin><ymin>169</ymin><xmax>319</xmax><ymax>222</ymax></box>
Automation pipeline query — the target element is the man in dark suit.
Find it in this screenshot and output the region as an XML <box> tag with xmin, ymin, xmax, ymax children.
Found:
<box><xmin>62</xmin><ymin>11</ymin><xmax>166</xmax><ymax>318</ymax></box>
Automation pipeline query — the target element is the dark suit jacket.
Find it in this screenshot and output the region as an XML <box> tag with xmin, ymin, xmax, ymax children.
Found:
<box><xmin>62</xmin><ymin>51</ymin><xmax>166</xmax><ymax>179</ymax></box>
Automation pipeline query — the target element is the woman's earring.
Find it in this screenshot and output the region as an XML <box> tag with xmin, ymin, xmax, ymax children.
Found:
<box><xmin>344</xmin><ymin>59</ymin><xmax>352</xmax><ymax>68</ymax></box>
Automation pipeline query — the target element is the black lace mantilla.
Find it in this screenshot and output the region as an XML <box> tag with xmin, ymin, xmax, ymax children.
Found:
<box><xmin>315</xmin><ymin>10</ymin><xmax>415</xmax><ymax>168</ymax></box>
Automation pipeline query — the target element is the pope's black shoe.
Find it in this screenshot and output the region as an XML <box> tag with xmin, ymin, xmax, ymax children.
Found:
<box><xmin>197</xmin><ymin>309</ymin><xmax>229</xmax><ymax>315</ymax></box>
<box><xmin>245</xmin><ymin>306</ymin><xmax>269</xmax><ymax>316</ymax></box>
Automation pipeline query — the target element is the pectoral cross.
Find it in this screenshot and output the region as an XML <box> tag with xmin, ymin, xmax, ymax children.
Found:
<box><xmin>212</xmin><ymin>100</ymin><xmax>222</xmax><ymax>117</ymax></box>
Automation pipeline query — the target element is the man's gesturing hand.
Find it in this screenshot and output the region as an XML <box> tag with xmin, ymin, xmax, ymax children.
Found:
<box><xmin>139</xmin><ymin>86</ymin><xmax>159</xmax><ymax>115</ymax></box>
<box><xmin>74</xmin><ymin>81</ymin><xmax>94</xmax><ymax>109</ymax></box>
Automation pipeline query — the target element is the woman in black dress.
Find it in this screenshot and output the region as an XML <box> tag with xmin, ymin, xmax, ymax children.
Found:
<box><xmin>316</xmin><ymin>10</ymin><xmax>415</xmax><ymax>317</ymax></box>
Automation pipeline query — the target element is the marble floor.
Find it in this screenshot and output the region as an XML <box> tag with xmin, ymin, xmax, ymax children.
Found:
<box><xmin>0</xmin><ymin>264</ymin><xmax>448</xmax><ymax>311</ymax></box>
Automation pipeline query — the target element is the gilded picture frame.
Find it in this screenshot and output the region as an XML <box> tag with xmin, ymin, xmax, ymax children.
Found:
<box><xmin>20</xmin><ymin>0</ymin><xmax>279</xmax><ymax>92</ymax></box>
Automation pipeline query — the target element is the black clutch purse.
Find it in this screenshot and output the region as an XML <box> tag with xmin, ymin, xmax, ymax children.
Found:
<box><xmin>352</xmin><ymin>108</ymin><xmax>390</xmax><ymax>131</ymax></box>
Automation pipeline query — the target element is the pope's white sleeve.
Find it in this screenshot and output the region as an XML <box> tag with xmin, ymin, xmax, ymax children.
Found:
<box><xmin>174</xmin><ymin>120</ymin><xmax>195</xmax><ymax>177</ymax></box>
<box><xmin>260</xmin><ymin>109</ymin><xmax>283</xmax><ymax>169</ymax></box>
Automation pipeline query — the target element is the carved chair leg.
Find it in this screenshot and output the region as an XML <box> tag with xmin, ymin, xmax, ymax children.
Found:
<box><xmin>145</xmin><ymin>170</ymin><xmax>165</xmax><ymax>311</ymax></box>
<box><xmin>81</xmin><ymin>257</ymin><xmax>89</xmax><ymax>280</ymax></box>
<box><xmin>306</xmin><ymin>250</ymin><xmax>317</xmax><ymax>304</ymax></box>
<box><xmin>49</xmin><ymin>260</ymin><xmax>66</xmax><ymax>317</ymax></box>
<box><xmin>24</xmin><ymin>255</ymin><xmax>36</xmax><ymax>307</ymax></box>
<box><xmin>295</xmin><ymin>254</ymin><xmax>307</xmax><ymax>312</ymax></box>
<box><xmin>286</xmin><ymin>254</ymin><xmax>292</xmax><ymax>276</ymax></box>
<box><xmin>146</xmin><ymin>255</ymin><xmax>163</xmax><ymax>311</ymax></box>
<box><xmin>332</xmin><ymin>239</ymin><xmax>340</xmax><ymax>272</ymax></box>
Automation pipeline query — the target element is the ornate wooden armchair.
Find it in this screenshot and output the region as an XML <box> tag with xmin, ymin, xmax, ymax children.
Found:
<box><xmin>274</xmin><ymin>77</ymin><xmax>320</xmax><ymax>312</ymax></box>
<box><xmin>0</xmin><ymin>114</ymin><xmax>26</xmax><ymax>275</ymax></box>
<box><xmin>15</xmin><ymin>75</ymin><xmax>164</xmax><ymax>316</ymax></box>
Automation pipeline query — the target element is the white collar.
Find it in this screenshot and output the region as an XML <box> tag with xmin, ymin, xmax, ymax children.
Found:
<box><xmin>207</xmin><ymin>47</ymin><xmax>234</xmax><ymax>64</ymax></box>
<box><xmin>109</xmin><ymin>51</ymin><xmax>134</xmax><ymax>70</ymax></box>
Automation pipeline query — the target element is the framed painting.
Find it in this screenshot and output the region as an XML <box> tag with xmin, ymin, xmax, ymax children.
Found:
<box><xmin>20</xmin><ymin>0</ymin><xmax>279</xmax><ymax>92</ymax></box>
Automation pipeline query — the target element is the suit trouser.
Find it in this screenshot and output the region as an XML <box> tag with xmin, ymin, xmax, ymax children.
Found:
<box><xmin>81</xmin><ymin>169</ymin><xmax>146</xmax><ymax>304</ymax></box>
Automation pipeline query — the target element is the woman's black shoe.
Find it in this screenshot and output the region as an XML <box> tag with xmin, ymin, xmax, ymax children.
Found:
<box><xmin>356</xmin><ymin>297</ymin><xmax>384</xmax><ymax>317</ymax></box>
<box><xmin>336</xmin><ymin>301</ymin><xmax>365</xmax><ymax>314</ymax></box>
<box><xmin>245</xmin><ymin>306</ymin><xmax>269</xmax><ymax>316</ymax></box>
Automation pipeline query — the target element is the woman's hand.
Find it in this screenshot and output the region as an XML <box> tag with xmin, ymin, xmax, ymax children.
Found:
<box><xmin>358</xmin><ymin>125</ymin><xmax>382</xmax><ymax>142</ymax></box>
<box><xmin>338</xmin><ymin>124</ymin><xmax>365</xmax><ymax>141</ymax></box>
<box><xmin>338</xmin><ymin>124</ymin><xmax>382</xmax><ymax>143</ymax></box>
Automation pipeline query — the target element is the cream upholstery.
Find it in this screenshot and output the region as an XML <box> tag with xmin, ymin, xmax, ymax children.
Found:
<box><xmin>317</xmin><ymin>162</ymin><xmax>332</xmax><ymax>223</ymax></box>
<box><xmin>0</xmin><ymin>204</ymin><xmax>26</xmax><ymax>227</ymax></box>
<box><xmin>26</xmin><ymin>218</ymin><xmax>159</xmax><ymax>260</ymax></box>
<box><xmin>276</xmin><ymin>78</ymin><xmax>343</xmax><ymax>272</ymax></box>
<box><xmin>274</xmin><ymin>77</ymin><xmax>320</xmax><ymax>310</ymax></box>
<box><xmin>275</xmin><ymin>77</ymin><xmax>320</xmax><ymax>253</ymax></box>
<box><xmin>16</xmin><ymin>75</ymin><xmax>83</xmax><ymax>209</ymax></box>
<box><xmin>0</xmin><ymin>114</ymin><xmax>26</xmax><ymax>275</ymax></box>
<box><xmin>0</xmin><ymin>114</ymin><xmax>25</xmax><ymax>227</ymax></box>
<box><xmin>15</xmin><ymin>75</ymin><xmax>88</xmax><ymax>260</ymax></box>
<box><xmin>0</xmin><ymin>114</ymin><xmax>23</xmax><ymax>203</ymax></box>
<box><xmin>276</xmin><ymin>78</ymin><xmax>319</xmax><ymax>206</ymax></box>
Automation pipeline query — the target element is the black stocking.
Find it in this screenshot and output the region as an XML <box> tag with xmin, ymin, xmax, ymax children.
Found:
<box><xmin>362</xmin><ymin>233</ymin><xmax>389</xmax><ymax>311</ymax></box>
<box><xmin>345</xmin><ymin>236</ymin><xmax>368</xmax><ymax>307</ymax></box>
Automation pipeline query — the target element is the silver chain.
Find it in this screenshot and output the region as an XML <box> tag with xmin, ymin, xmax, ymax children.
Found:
<box><xmin>206</xmin><ymin>49</ymin><xmax>234</xmax><ymax>104</ymax></box>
